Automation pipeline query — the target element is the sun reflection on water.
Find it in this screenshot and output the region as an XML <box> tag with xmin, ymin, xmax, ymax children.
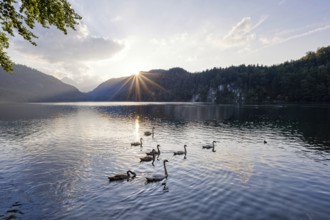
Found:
<box><xmin>134</xmin><ymin>116</ymin><xmax>140</xmax><ymax>140</ymax></box>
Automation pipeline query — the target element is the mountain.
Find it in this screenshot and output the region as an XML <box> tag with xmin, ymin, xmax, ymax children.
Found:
<box><xmin>1</xmin><ymin>46</ymin><xmax>330</xmax><ymax>103</ymax></box>
<box><xmin>89</xmin><ymin>46</ymin><xmax>330</xmax><ymax>103</ymax></box>
<box><xmin>0</xmin><ymin>64</ymin><xmax>86</xmax><ymax>102</ymax></box>
<box><xmin>88</xmin><ymin>76</ymin><xmax>130</xmax><ymax>101</ymax></box>
<box><xmin>88</xmin><ymin>67</ymin><xmax>193</xmax><ymax>101</ymax></box>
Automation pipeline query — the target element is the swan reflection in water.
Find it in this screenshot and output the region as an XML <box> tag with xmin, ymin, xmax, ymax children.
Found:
<box><xmin>162</xmin><ymin>181</ymin><xmax>169</xmax><ymax>192</ymax></box>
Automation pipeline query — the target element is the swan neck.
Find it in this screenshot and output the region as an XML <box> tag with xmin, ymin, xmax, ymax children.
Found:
<box><xmin>130</xmin><ymin>171</ymin><xmax>136</xmax><ymax>177</ymax></box>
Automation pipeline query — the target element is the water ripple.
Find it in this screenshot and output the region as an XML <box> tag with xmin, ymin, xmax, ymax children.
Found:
<box><xmin>1</xmin><ymin>103</ymin><xmax>330</xmax><ymax>219</ymax></box>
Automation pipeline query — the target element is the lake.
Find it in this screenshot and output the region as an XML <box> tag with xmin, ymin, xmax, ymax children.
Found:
<box><xmin>0</xmin><ymin>102</ymin><xmax>330</xmax><ymax>219</ymax></box>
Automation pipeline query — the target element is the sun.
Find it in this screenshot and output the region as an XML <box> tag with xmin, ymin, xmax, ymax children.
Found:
<box><xmin>108</xmin><ymin>71</ymin><xmax>168</xmax><ymax>101</ymax></box>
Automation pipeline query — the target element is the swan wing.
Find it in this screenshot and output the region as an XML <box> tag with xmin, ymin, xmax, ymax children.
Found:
<box><xmin>146</xmin><ymin>174</ymin><xmax>166</xmax><ymax>182</ymax></box>
<box><xmin>140</xmin><ymin>156</ymin><xmax>153</xmax><ymax>161</ymax></box>
<box><xmin>146</xmin><ymin>152</ymin><xmax>156</xmax><ymax>156</ymax></box>
<box><xmin>144</xmin><ymin>131</ymin><xmax>151</xmax><ymax>136</ymax></box>
<box><xmin>174</xmin><ymin>151</ymin><xmax>184</xmax><ymax>155</ymax></box>
<box><xmin>203</xmin><ymin>145</ymin><xmax>212</xmax><ymax>149</ymax></box>
<box><xmin>108</xmin><ymin>173</ymin><xmax>127</xmax><ymax>181</ymax></box>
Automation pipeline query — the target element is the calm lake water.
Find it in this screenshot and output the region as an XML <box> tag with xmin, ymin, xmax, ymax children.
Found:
<box><xmin>0</xmin><ymin>102</ymin><xmax>330</xmax><ymax>220</ymax></box>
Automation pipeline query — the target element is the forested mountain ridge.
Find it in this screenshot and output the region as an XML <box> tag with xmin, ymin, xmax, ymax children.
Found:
<box><xmin>1</xmin><ymin>46</ymin><xmax>329</xmax><ymax>103</ymax></box>
<box><xmin>194</xmin><ymin>46</ymin><xmax>330</xmax><ymax>103</ymax></box>
<box><xmin>88</xmin><ymin>67</ymin><xmax>194</xmax><ymax>101</ymax></box>
<box><xmin>89</xmin><ymin>46</ymin><xmax>330</xmax><ymax>103</ymax></box>
<box><xmin>0</xmin><ymin>65</ymin><xmax>86</xmax><ymax>102</ymax></box>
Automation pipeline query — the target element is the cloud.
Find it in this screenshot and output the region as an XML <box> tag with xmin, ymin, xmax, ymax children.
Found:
<box><xmin>29</xmin><ymin>61</ymin><xmax>104</xmax><ymax>92</ymax></box>
<box><xmin>221</xmin><ymin>16</ymin><xmax>267</xmax><ymax>48</ymax></box>
<box><xmin>11</xmin><ymin>23</ymin><xmax>125</xmax><ymax>92</ymax></box>
<box><xmin>222</xmin><ymin>17</ymin><xmax>254</xmax><ymax>47</ymax></box>
<box><xmin>60</xmin><ymin>64</ymin><xmax>103</xmax><ymax>92</ymax></box>
<box><xmin>14</xmin><ymin>23</ymin><xmax>124</xmax><ymax>63</ymax></box>
<box><xmin>259</xmin><ymin>24</ymin><xmax>330</xmax><ymax>46</ymax></box>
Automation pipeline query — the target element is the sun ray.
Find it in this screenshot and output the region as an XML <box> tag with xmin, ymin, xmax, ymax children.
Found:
<box><xmin>137</xmin><ymin>76</ymin><xmax>153</xmax><ymax>96</ymax></box>
<box><xmin>110</xmin><ymin>75</ymin><xmax>134</xmax><ymax>99</ymax></box>
<box><xmin>128</xmin><ymin>76</ymin><xmax>137</xmax><ymax>100</ymax></box>
<box><xmin>139</xmin><ymin>74</ymin><xmax>169</xmax><ymax>93</ymax></box>
<box><xmin>104</xmin><ymin>72</ymin><xmax>170</xmax><ymax>101</ymax></box>
<box><xmin>134</xmin><ymin>75</ymin><xmax>141</xmax><ymax>101</ymax></box>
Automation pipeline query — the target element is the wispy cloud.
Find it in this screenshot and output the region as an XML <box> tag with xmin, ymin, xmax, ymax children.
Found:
<box><xmin>221</xmin><ymin>16</ymin><xmax>267</xmax><ymax>48</ymax></box>
<box><xmin>222</xmin><ymin>17</ymin><xmax>254</xmax><ymax>47</ymax></box>
<box><xmin>260</xmin><ymin>24</ymin><xmax>330</xmax><ymax>46</ymax></box>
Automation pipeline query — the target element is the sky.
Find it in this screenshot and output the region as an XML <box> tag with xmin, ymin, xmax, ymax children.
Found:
<box><xmin>7</xmin><ymin>0</ymin><xmax>330</xmax><ymax>92</ymax></box>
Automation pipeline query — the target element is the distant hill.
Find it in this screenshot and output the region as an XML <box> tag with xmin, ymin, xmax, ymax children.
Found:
<box><xmin>89</xmin><ymin>46</ymin><xmax>330</xmax><ymax>103</ymax></box>
<box><xmin>88</xmin><ymin>76</ymin><xmax>130</xmax><ymax>101</ymax></box>
<box><xmin>0</xmin><ymin>65</ymin><xmax>86</xmax><ymax>102</ymax></box>
<box><xmin>88</xmin><ymin>67</ymin><xmax>193</xmax><ymax>101</ymax></box>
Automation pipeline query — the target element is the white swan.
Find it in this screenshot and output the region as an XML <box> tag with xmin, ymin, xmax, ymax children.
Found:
<box><xmin>203</xmin><ymin>141</ymin><xmax>216</xmax><ymax>152</ymax></box>
<box><xmin>131</xmin><ymin>138</ymin><xmax>143</xmax><ymax>146</ymax></box>
<box><xmin>173</xmin><ymin>145</ymin><xmax>187</xmax><ymax>156</ymax></box>
<box><xmin>144</xmin><ymin>127</ymin><xmax>155</xmax><ymax>137</ymax></box>
<box><xmin>146</xmin><ymin>159</ymin><xmax>169</xmax><ymax>182</ymax></box>
<box><xmin>146</xmin><ymin>145</ymin><xmax>160</xmax><ymax>156</ymax></box>
<box><xmin>108</xmin><ymin>170</ymin><xmax>136</xmax><ymax>181</ymax></box>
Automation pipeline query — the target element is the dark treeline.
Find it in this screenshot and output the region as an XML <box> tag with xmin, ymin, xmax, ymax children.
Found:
<box><xmin>90</xmin><ymin>46</ymin><xmax>330</xmax><ymax>103</ymax></box>
<box><xmin>195</xmin><ymin>46</ymin><xmax>330</xmax><ymax>103</ymax></box>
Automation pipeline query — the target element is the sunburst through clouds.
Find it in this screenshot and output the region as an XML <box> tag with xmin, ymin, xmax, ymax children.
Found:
<box><xmin>111</xmin><ymin>72</ymin><xmax>168</xmax><ymax>101</ymax></box>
